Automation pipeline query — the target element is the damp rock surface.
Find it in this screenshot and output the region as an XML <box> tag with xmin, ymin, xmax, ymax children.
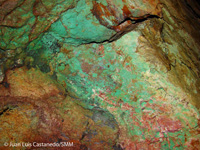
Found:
<box><xmin>0</xmin><ymin>0</ymin><xmax>200</xmax><ymax>149</ymax></box>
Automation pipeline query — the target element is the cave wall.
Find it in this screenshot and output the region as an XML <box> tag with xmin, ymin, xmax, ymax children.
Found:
<box><xmin>0</xmin><ymin>0</ymin><xmax>200</xmax><ymax>149</ymax></box>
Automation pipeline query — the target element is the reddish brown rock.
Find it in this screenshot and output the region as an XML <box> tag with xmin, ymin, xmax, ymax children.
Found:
<box><xmin>0</xmin><ymin>67</ymin><xmax>119</xmax><ymax>149</ymax></box>
<box><xmin>92</xmin><ymin>0</ymin><xmax>162</xmax><ymax>32</ymax></box>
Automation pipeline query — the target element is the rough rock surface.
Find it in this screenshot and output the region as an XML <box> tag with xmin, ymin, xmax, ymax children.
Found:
<box><xmin>0</xmin><ymin>0</ymin><xmax>200</xmax><ymax>149</ymax></box>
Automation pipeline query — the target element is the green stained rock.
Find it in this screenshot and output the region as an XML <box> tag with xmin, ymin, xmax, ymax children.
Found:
<box><xmin>0</xmin><ymin>0</ymin><xmax>200</xmax><ymax>149</ymax></box>
<box><xmin>49</xmin><ymin>0</ymin><xmax>116</xmax><ymax>45</ymax></box>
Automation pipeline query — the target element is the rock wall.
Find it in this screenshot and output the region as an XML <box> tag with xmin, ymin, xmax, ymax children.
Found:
<box><xmin>0</xmin><ymin>0</ymin><xmax>200</xmax><ymax>149</ymax></box>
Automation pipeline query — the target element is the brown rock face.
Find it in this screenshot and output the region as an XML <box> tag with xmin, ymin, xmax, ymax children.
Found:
<box><xmin>0</xmin><ymin>68</ymin><xmax>119</xmax><ymax>149</ymax></box>
<box><xmin>92</xmin><ymin>0</ymin><xmax>162</xmax><ymax>31</ymax></box>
